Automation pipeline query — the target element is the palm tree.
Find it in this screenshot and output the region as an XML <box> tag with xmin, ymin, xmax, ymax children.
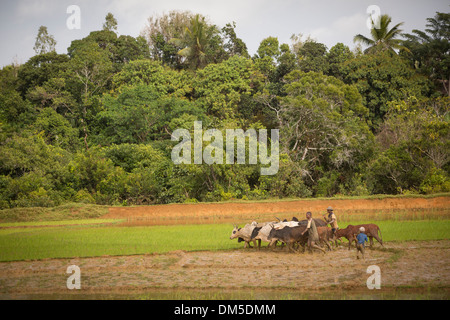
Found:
<box><xmin>170</xmin><ymin>14</ymin><xmax>209</xmax><ymax>69</ymax></box>
<box><xmin>354</xmin><ymin>14</ymin><xmax>408</xmax><ymax>53</ymax></box>
<box><xmin>402</xmin><ymin>12</ymin><xmax>450</xmax><ymax>96</ymax></box>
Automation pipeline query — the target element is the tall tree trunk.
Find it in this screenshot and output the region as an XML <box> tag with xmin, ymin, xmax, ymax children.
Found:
<box><xmin>80</xmin><ymin>118</ymin><xmax>89</xmax><ymax>150</ymax></box>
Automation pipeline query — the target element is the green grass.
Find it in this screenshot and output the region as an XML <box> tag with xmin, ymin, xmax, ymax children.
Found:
<box><xmin>0</xmin><ymin>220</ymin><xmax>448</xmax><ymax>262</ymax></box>
<box><xmin>0</xmin><ymin>224</ymin><xmax>242</xmax><ymax>262</ymax></box>
<box><xmin>0</xmin><ymin>203</ymin><xmax>110</xmax><ymax>223</ymax></box>
<box><xmin>0</xmin><ymin>219</ymin><xmax>122</xmax><ymax>228</ymax></box>
<box><xmin>173</xmin><ymin>192</ymin><xmax>450</xmax><ymax>204</ymax></box>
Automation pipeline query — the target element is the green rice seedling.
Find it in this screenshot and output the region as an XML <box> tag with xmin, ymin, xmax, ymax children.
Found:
<box><xmin>0</xmin><ymin>220</ymin><xmax>448</xmax><ymax>262</ymax></box>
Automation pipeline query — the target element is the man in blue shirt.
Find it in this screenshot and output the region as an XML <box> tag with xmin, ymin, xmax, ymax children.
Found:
<box><xmin>356</xmin><ymin>227</ymin><xmax>369</xmax><ymax>260</ymax></box>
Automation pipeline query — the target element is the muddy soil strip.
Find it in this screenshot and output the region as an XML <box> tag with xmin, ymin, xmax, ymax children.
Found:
<box><xmin>0</xmin><ymin>241</ymin><xmax>448</xmax><ymax>298</ymax></box>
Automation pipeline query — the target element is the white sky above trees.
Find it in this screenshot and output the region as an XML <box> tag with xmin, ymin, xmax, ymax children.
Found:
<box><xmin>1</xmin><ymin>0</ymin><xmax>448</xmax><ymax>66</ymax></box>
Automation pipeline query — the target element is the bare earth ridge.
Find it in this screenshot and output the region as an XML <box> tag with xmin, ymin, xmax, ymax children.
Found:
<box><xmin>0</xmin><ymin>241</ymin><xmax>449</xmax><ymax>299</ymax></box>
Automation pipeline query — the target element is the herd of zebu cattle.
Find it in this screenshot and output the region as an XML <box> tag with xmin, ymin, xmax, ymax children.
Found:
<box><xmin>230</xmin><ymin>216</ymin><xmax>383</xmax><ymax>253</ymax></box>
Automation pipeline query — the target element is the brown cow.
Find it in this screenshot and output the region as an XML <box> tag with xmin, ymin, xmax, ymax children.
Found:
<box><xmin>316</xmin><ymin>226</ymin><xmax>333</xmax><ymax>251</ymax></box>
<box><xmin>335</xmin><ymin>224</ymin><xmax>383</xmax><ymax>250</ymax></box>
<box><xmin>358</xmin><ymin>224</ymin><xmax>383</xmax><ymax>248</ymax></box>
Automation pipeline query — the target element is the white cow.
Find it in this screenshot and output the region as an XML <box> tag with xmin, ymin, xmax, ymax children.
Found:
<box><xmin>272</xmin><ymin>221</ymin><xmax>301</xmax><ymax>230</ymax></box>
<box><xmin>253</xmin><ymin>220</ymin><xmax>302</xmax><ymax>248</ymax></box>
<box><xmin>230</xmin><ymin>220</ymin><xmax>302</xmax><ymax>249</ymax></box>
<box><xmin>229</xmin><ymin>221</ymin><xmax>259</xmax><ymax>248</ymax></box>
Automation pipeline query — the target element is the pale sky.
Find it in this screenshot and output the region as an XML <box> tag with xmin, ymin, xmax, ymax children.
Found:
<box><xmin>0</xmin><ymin>0</ymin><xmax>448</xmax><ymax>67</ymax></box>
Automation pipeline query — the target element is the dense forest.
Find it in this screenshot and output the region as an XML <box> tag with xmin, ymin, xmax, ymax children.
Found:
<box><xmin>0</xmin><ymin>11</ymin><xmax>449</xmax><ymax>209</ymax></box>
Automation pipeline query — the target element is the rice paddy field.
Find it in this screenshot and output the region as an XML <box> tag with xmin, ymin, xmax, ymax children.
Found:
<box><xmin>0</xmin><ymin>195</ymin><xmax>449</xmax><ymax>300</ymax></box>
<box><xmin>0</xmin><ymin>219</ymin><xmax>448</xmax><ymax>262</ymax></box>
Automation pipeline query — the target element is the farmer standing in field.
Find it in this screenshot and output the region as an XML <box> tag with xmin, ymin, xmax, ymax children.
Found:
<box><xmin>323</xmin><ymin>206</ymin><xmax>339</xmax><ymax>235</ymax></box>
<box><xmin>356</xmin><ymin>227</ymin><xmax>369</xmax><ymax>260</ymax></box>
<box><xmin>323</xmin><ymin>206</ymin><xmax>339</xmax><ymax>247</ymax></box>
<box><xmin>302</xmin><ymin>212</ymin><xmax>326</xmax><ymax>254</ymax></box>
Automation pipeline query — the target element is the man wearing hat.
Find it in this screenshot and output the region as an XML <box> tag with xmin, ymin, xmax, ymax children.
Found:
<box><xmin>324</xmin><ymin>206</ymin><xmax>339</xmax><ymax>236</ymax></box>
<box><xmin>323</xmin><ymin>206</ymin><xmax>339</xmax><ymax>247</ymax></box>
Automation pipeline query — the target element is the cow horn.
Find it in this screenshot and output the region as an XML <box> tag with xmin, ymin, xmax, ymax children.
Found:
<box><xmin>275</xmin><ymin>216</ymin><xmax>281</xmax><ymax>221</ymax></box>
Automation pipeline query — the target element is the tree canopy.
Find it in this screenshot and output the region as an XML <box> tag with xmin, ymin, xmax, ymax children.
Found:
<box><xmin>0</xmin><ymin>10</ymin><xmax>448</xmax><ymax>209</ymax></box>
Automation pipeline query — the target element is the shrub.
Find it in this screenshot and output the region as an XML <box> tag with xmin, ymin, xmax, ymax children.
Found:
<box><xmin>420</xmin><ymin>168</ymin><xmax>450</xmax><ymax>194</ymax></box>
<box><xmin>74</xmin><ymin>189</ymin><xmax>96</xmax><ymax>204</ymax></box>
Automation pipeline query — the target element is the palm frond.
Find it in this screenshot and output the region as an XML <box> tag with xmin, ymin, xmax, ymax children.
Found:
<box><xmin>353</xmin><ymin>34</ymin><xmax>375</xmax><ymax>46</ymax></box>
<box><xmin>168</xmin><ymin>37</ymin><xmax>184</xmax><ymax>47</ymax></box>
<box><xmin>411</xmin><ymin>29</ymin><xmax>431</xmax><ymax>42</ymax></box>
<box><xmin>177</xmin><ymin>47</ymin><xmax>191</xmax><ymax>57</ymax></box>
<box><xmin>385</xmin><ymin>22</ymin><xmax>404</xmax><ymax>41</ymax></box>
